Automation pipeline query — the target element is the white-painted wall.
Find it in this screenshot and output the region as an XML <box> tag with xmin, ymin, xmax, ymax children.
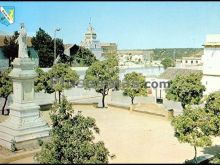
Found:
<box><xmin>149</xmin><ymin>78</ymin><xmax>169</xmax><ymax>100</ymax></box>
<box><xmin>202</xmin><ymin>40</ymin><xmax>220</xmax><ymax>95</ymax></box>
<box><xmin>202</xmin><ymin>48</ymin><xmax>220</xmax><ymax>76</ymax></box>
<box><xmin>202</xmin><ymin>75</ymin><xmax>220</xmax><ymax>95</ymax></box>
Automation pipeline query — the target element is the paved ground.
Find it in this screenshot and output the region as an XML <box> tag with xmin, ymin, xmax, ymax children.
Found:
<box><xmin>9</xmin><ymin>105</ymin><xmax>220</xmax><ymax>163</ymax></box>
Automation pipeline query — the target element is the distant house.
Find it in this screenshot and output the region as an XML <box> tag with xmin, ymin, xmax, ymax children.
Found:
<box><xmin>63</xmin><ymin>44</ymin><xmax>78</xmax><ymax>57</ymax></box>
<box><xmin>175</xmin><ymin>56</ymin><xmax>202</xmax><ymax>69</ymax></box>
<box><xmin>0</xmin><ymin>35</ymin><xmax>39</xmax><ymax>69</ymax></box>
<box><xmin>117</xmin><ymin>49</ymin><xmax>153</xmax><ymax>66</ymax></box>
<box><xmin>150</xmin><ymin>67</ymin><xmax>202</xmax><ymax>100</ymax></box>
<box><xmin>101</xmin><ymin>42</ymin><xmax>118</xmax><ymax>57</ymax></box>
<box><xmin>62</xmin><ymin>44</ymin><xmax>81</xmax><ymax>65</ymax></box>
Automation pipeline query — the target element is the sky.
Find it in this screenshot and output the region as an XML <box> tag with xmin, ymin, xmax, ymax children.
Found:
<box><xmin>1</xmin><ymin>1</ymin><xmax>220</xmax><ymax>49</ymax></box>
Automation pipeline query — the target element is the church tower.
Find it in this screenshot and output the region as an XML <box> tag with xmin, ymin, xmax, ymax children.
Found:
<box><xmin>80</xmin><ymin>21</ymin><xmax>103</xmax><ymax>60</ymax></box>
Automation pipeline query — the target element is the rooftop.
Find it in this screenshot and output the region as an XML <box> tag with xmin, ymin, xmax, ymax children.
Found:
<box><xmin>101</xmin><ymin>43</ymin><xmax>117</xmax><ymax>47</ymax></box>
<box><xmin>203</xmin><ymin>34</ymin><xmax>220</xmax><ymax>46</ymax></box>
<box><xmin>182</xmin><ymin>56</ymin><xmax>201</xmax><ymax>60</ymax></box>
<box><xmin>159</xmin><ymin>67</ymin><xmax>202</xmax><ymax>80</ymax></box>
<box><xmin>64</xmin><ymin>44</ymin><xmax>73</xmax><ymax>50</ymax></box>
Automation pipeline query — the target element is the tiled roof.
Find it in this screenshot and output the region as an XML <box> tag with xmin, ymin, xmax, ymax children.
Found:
<box><xmin>0</xmin><ymin>35</ymin><xmax>32</xmax><ymax>47</ymax></box>
<box><xmin>64</xmin><ymin>44</ymin><xmax>73</xmax><ymax>50</ymax></box>
<box><xmin>182</xmin><ymin>57</ymin><xmax>201</xmax><ymax>60</ymax></box>
<box><xmin>159</xmin><ymin>67</ymin><xmax>202</xmax><ymax>80</ymax></box>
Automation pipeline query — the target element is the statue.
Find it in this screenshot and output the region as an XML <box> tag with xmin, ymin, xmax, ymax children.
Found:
<box><xmin>15</xmin><ymin>23</ymin><xmax>29</xmax><ymax>58</ymax></box>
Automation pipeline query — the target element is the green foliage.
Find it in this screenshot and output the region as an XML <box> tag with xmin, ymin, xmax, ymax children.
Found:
<box><xmin>205</xmin><ymin>91</ymin><xmax>220</xmax><ymax>115</ymax></box>
<box><xmin>172</xmin><ymin>106</ymin><xmax>212</xmax><ymax>162</ymax></box>
<box><xmin>184</xmin><ymin>159</ymin><xmax>197</xmax><ymax>164</ymax></box>
<box><xmin>48</xmin><ymin>63</ymin><xmax>79</xmax><ymax>93</ymax></box>
<box><xmin>166</xmin><ymin>73</ymin><xmax>205</xmax><ymax>109</ymax></box>
<box><xmin>204</xmin><ymin>91</ymin><xmax>220</xmax><ymax>136</ymax></box>
<box><xmin>2</xmin><ymin>31</ymin><xmax>19</xmax><ymax>66</ymax></box>
<box><xmin>34</xmin><ymin>67</ymin><xmax>55</xmax><ymax>94</ymax></box>
<box><xmin>210</xmin><ymin>154</ymin><xmax>220</xmax><ymax>164</ymax></box>
<box><xmin>48</xmin><ymin>63</ymin><xmax>79</xmax><ymax>103</ymax></box>
<box><xmin>32</xmin><ymin>28</ymin><xmax>64</xmax><ymax>68</ymax></box>
<box><xmin>34</xmin><ymin>67</ymin><xmax>48</xmax><ymax>93</ymax></box>
<box><xmin>66</xmin><ymin>44</ymin><xmax>97</xmax><ymax>66</ymax></box>
<box><xmin>153</xmin><ymin>48</ymin><xmax>203</xmax><ymax>60</ymax></box>
<box><xmin>0</xmin><ymin>68</ymin><xmax>13</xmax><ymax>115</ymax></box>
<box><xmin>0</xmin><ymin>68</ymin><xmax>12</xmax><ymax>98</ymax></box>
<box><xmin>53</xmin><ymin>38</ymin><xmax>64</xmax><ymax>58</ymax></box>
<box><xmin>84</xmin><ymin>57</ymin><xmax>119</xmax><ymax>107</ymax></box>
<box><xmin>75</xmin><ymin>46</ymin><xmax>97</xmax><ymax>66</ymax></box>
<box><xmin>161</xmin><ymin>58</ymin><xmax>174</xmax><ymax>69</ymax></box>
<box><xmin>34</xmin><ymin>97</ymin><xmax>112</xmax><ymax>164</ymax></box>
<box><xmin>34</xmin><ymin>64</ymin><xmax>79</xmax><ymax>103</ymax></box>
<box><xmin>122</xmin><ymin>72</ymin><xmax>147</xmax><ymax>104</ymax></box>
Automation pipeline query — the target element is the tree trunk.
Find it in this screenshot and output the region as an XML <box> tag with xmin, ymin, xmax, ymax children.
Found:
<box><xmin>58</xmin><ymin>91</ymin><xmax>61</xmax><ymax>104</ymax></box>
<box><xmin>2</xmin><ymin>97</ymin><xmax>8</xmax><ymax>115</ymax></box>
<box><xmin>102</xmin><ymin>94</ymin><xmax>105</xmax><ymax>108</ymax></box>
<box><xmin>54</xmin><ymin>92</ymin><xmax>57</xmax><ymax>103</ymax></box>
<box><xmin>181</xmin><ymin>102</ymin><xmax>186</xmax><ymax>109</ymax></box>
<box><xmin>131</xmin><ymin>97</ymin><xmax>134</xmax><ymax>104</ymax></box>
<box><xmin>9</xmin><ymin>58</ymin><xmax>12</xmax><ymax>67</ymax></box>
<box><xmin>194</xmin><ymin>146</ymin><xmax>197</xmax><ymax>163</ymax></box>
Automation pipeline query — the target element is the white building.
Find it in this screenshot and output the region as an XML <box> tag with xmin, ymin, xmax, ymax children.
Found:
<box><xmin>202</xmin><ymin>34</ymin><xmax>220</xmax><ymax>95</ymax></box>
<box><xmin>151</xmin><ymin>67</ymin><xmax>202</xmax><ymax>100</ymax></box>
<box><xmin>117</xmin><ymin>50</ymin><xmax>153</xmax><ymax>66</ymax></box>
<box><xmin>175</xmin><ymin>57</ymin><xmax>202</xmax><ymax>68</ymax></box>
<box><xmin>80</xmin><ymin>23</ymin><xmax>103</xmax><ymax>60</ymax></box>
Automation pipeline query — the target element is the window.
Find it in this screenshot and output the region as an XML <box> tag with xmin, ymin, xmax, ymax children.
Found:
<box><xmin>196</xmin><ymin>60</ymin><xmax>198</xmax><ymax>64</ymax></box>
<box><xmin>191</xmin><ymin>60</ymin><xmax>193</xmax><ymax>64</ymax></box>
<box><xmin>185</xmin><ymin>60</ymin><xmax>188</xmax><ymax>63</ymax></box>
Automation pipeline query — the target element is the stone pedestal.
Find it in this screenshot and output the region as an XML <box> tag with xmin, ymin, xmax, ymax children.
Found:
<box><xmin>0</xmin><ymin>58</ymin><xmax>50</xmax><ymax>150</ymax></box>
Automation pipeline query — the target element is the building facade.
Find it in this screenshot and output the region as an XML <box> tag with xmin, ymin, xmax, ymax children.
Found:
<box><xmin>80</xmin><ymin>23</ymin><xmax>103</xmax><ymax>60</ymax></box>
<box><xmin>202</xmin><ymin>34</ymin><xmax>220</xmax><ymax>95</ymax></box>
<box><xmin>101</xmin><ymin>42</ymin><xmax>117</xmax><ymax>57</ymax></box>
<box><xmin>175</xmin><ymin>57</ymin><xmax>202</xmax><ymax>68</ymax></box>
<box><xmin>151</xmin><ymin>68</ymin><xmax>202</xmax><ymax>100</ymax></box>
<box><xmin>117</xmin><ymin>49</ymin><xmax>154</xmax><ymax>66</ymax></box>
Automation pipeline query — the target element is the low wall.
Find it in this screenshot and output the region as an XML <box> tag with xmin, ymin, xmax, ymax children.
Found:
<box><xmin>108</xmin><ymin>102</ymin><xmax>130</xmax><ymax>110</ymax></box>
<box><xmin>35</xmin><ymin>88</ymin><xmax>101</xmax><ymax>106</ymax></box>
<box><xmin>108</xmin><ymin>102</ymin><xmax>173</xmax><ymax>120</ymax></box>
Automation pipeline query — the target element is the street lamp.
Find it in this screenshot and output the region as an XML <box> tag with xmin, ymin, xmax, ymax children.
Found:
<box><xmin>53</xmin><ymin>28</ymin><xmax>61</xmax><ymax>103</ymax></box>
<box><xmin>54</xmin><ymin>28</ymin><xmax>61</xmax><ymax>65</ymax></box>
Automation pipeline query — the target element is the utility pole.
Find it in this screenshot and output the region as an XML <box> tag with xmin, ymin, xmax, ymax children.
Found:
<box><xmin>53</xmin><ymin>28</ymin><xmax>61</xmax><ymax>103</ymax></box>
<box><xmin>54</xmin><ymin>28</ymin><xmax>61</xmax><ymax>65</ymax></box>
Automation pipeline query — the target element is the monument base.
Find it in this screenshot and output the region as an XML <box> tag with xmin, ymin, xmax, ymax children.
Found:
<box><xmin>0</xmin><ymin>103</ymin><xmax>51</xmax><ymax>150</ymax></box>
<box><xmin>0</xmin><ymin>57</ymin><xmax>51</xmax><ymax>151</ymax></box>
